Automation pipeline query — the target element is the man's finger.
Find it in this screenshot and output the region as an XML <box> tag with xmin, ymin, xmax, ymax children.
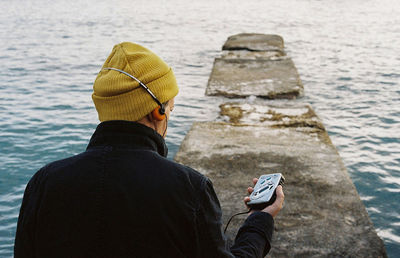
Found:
<box><xmin>274</xmin><ymin>185</ymin><xmax>284</xmax><ymax>206</ymax></box>
<box><xmin>276</xmin><ymin>185</ymin><xmax>284</xmax><ymax>199</ymax></box>
<box><xmin>247</xmin><ymin>187</ymin><xmax>254</xmax><ymax>194</ymax></box>
<box><xmin>252</xmin><ymin>178</ymin><xmax>258</xmax><ymax>186</ymax></box>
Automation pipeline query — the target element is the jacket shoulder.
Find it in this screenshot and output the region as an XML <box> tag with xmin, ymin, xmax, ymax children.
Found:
<box><xmin>29</xmin><ymin>150</ymin><xmax>95</xmax><ymax>183</ymax></box>
<box><xmin>160</xmin><ymin>156</ymin><xmax>209</xmax><ymax>187</ymax></box>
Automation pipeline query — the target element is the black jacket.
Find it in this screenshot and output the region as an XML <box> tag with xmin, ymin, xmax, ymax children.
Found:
<box><xmin>15</xmin><ymin>121</ymin><xmax>274</xmax><ymax>258</ymax></box>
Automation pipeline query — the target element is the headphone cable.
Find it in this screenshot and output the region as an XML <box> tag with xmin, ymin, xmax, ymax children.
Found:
<box><xmin>162</xmin><ymin>114</ymin><xmax>168</xmax><ymax>137</ymax></box>
<box><xmin>224</xmin><ymin>210</ymin><xmax>251</xmax><ymax>234</ymax></box>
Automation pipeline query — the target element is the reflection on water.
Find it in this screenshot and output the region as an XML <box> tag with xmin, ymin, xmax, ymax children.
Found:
<box><xmin>1</xmin><ymin>0</ymin><xmax>400</xmax><ymax>256</ymax></box>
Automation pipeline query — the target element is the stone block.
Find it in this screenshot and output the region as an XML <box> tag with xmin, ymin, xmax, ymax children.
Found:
<box><xmin>205</xmin><ymin>58</ymin><xmax>304</xmax><ymax>99</ymax></box>
<box><xmin>222</xmin><ymin>33</ymin><xmax>284</xmax><ymax>52</ymax></box>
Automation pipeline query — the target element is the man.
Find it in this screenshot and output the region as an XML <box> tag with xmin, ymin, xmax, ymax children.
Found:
<box><xmin>15</xmin><ymin>42</ymin><xmax>284</xmax><ymax>257</ymax></box>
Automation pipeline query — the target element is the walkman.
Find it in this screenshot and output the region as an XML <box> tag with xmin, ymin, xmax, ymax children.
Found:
<box><xmin>224</xmin><ymin>173</ymin><xmax>285</xmax><ymax>233</ymax></box>
<box><xmin>247</xmin><ymin>173</ymin><xmax>285</xmax><ymax>210</ymax></box>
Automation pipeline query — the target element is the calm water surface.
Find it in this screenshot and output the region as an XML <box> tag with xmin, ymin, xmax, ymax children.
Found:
<box><xmin>1</xmin><ymin>0</ymin><xmax>399</xmax><ymax>256</ymax></box>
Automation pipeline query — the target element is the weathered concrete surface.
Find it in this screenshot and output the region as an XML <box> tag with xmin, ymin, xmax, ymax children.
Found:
<box><xmin>206</xmin><ymin>58</ymin><xmax>304</xmax><ymax>99</ymax></box>
<box><xmin>174</xmin><ymin>103</ymin><xmax>387</xmax><ymax>257</ymax></box>
<box><xmin>221</xmin><ymin>50</ymin><xmax>286</xmax><ymax>60</ymax></box>
<box><xmin>222</xmin><ymin>33</ymin><xmax>284</xmax><ymax>52</ymax></box>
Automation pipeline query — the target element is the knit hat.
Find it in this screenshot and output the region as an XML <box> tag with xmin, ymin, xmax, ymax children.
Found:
<box><xmin>92</xmin><ymin>42</ymin><xmax>179</xmax><ymax>122</ymax></box>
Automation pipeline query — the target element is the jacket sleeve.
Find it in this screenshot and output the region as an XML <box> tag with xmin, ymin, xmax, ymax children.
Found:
<box><xmin>230</xmin><ymin>211</ymin><xmax>274</xmax><ymax>257</ymax></box>
<box><xmin>14</xmin><ymin>169</ymin><xmax>45</xmax><ymax>258</ymax></box>
<box><xmin>196</xmin><ymin>178</ymin><xmax>274</xmax><ymax>258</ymax></box>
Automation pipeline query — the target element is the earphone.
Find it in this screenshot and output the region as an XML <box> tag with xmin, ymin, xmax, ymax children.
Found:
<box><xmin>151</xmin><ymin>105</ymin><xmax>166</xmax><ymax>121</ymax></box>
<box><xmin>102</xmin><ymin>67</ymin><xmax>166</xmax><ymax>121</ymax></box>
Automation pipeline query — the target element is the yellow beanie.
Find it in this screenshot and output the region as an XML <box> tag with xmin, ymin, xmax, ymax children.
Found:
<box><xmin>92</xmin><ymin>42</ymin><xmax>179</xmax><ymax>122</ymax></box>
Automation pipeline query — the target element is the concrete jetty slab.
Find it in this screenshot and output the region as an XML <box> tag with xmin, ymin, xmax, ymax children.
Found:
<box><xmin>205</xmin><ymin>58</ymin><xmax>304</xmax><ymax>99</ymax></box>
<box><xmin>174</xmin><ymin>103</ymin><xmax>387</xmax><ymax>257</ymax></box>
<box><xmin>222</xmin><ymin>33</ymin><xmax>284</xmax><ymax>52</ymax></box>
<box><xmin>220</xmin><ymin>50</ymin><xmax>285</xmax><ymax>60</ymax></box>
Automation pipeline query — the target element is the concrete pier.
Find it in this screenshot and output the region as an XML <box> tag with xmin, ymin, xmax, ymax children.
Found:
<box><xmin>206</xmin><ymin>33</ymin><xmax>303</xmax><ymax>99</ymax></box>
<box><xmin>174</xmin><ymin>33</ymin><xmax>387</xmax><ymax>257</ymax></box>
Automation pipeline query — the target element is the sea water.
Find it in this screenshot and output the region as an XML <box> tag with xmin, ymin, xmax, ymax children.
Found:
<box><xmin>1</xmin><ymin>0</ymin><xmax>399</xmax><ymax>256</ymax></box>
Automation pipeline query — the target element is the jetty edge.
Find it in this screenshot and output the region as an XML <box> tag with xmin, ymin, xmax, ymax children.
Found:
<box><xmin>174</xmin><ymin>33</ymin><xmax>387</xmax><ymax>257</ymax></box>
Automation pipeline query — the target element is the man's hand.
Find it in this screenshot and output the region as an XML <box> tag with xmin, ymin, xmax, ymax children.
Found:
<box><xmin>244</xmin><ymin>178</ymin><xmax>285</xmax><ymax>218</ymax></box>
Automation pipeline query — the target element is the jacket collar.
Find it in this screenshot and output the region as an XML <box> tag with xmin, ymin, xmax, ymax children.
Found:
<box><xmin>86</xmin><ymin>120</ymin><xmax>168</xmax><ymax>157</ymax></box>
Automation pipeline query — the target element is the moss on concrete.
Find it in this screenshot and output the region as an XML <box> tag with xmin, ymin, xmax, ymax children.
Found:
<box><xmin>218</xmin><ymin>103</ymin><xmax>333</xmax><ymax>145</ymax></box>
<box><xmin>220</xmin><ymin>104</ymin><xmax>244</xmax><ymax>123</ymax></box>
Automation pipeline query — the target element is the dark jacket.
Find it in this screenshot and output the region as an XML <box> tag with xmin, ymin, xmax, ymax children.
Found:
<box><xmin>15</xmin><ymin>121</ymin><xmax>274</xmax><ymax>258</ymax></box>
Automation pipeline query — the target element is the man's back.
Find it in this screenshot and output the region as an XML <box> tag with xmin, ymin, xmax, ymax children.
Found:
<box><xmin>15</xmin><ymin>121</ymin><xmax>224</xmax><ymax>257</ymax></box>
